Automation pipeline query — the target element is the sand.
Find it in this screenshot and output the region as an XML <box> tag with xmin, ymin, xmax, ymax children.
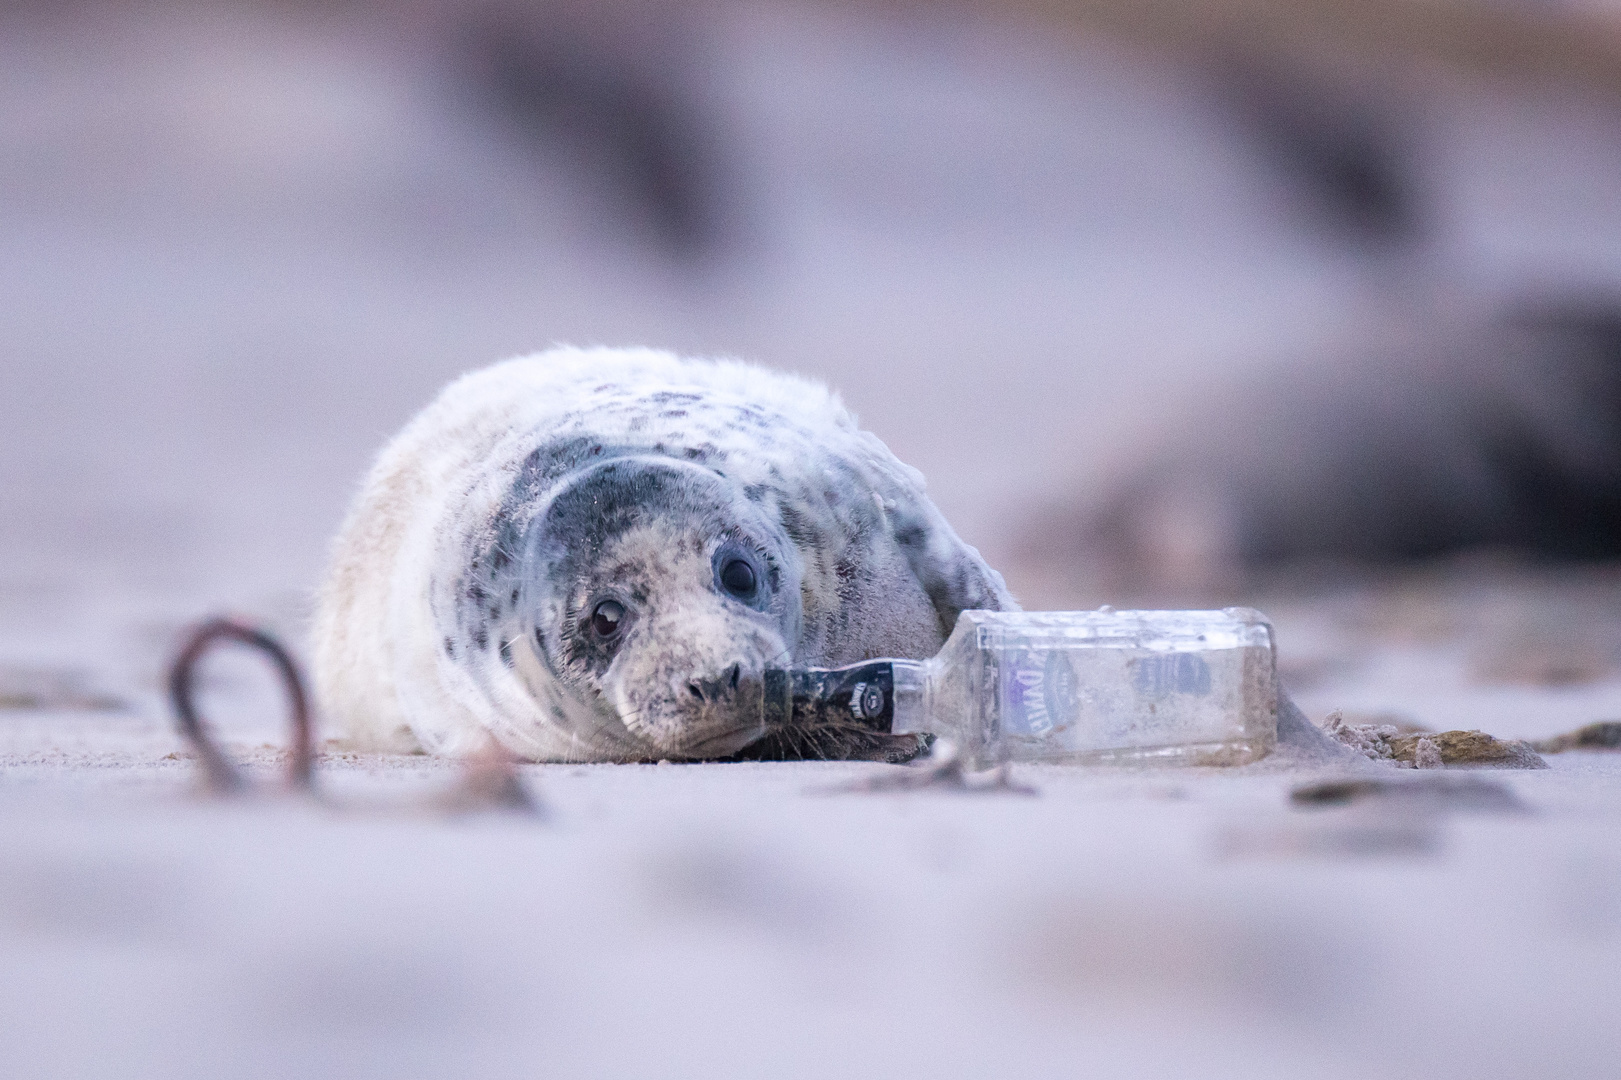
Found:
<box><xmin>4</xmin><ymin>652</ymin><xmax>1621</xmax><ymax>1080</ymax></box>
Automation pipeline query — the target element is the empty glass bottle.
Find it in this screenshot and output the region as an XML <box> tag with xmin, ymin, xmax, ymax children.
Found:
<box><xmin>763</xmin><ymin>608</ymin><xmax>1277</xmax><ymax>767</ymax></box>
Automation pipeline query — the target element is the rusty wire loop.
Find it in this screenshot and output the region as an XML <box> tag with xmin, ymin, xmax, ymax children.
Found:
<box><xmin>169</xmin><ymin>616</ymin><xmax>314</xmax><ymax>794</ymax></box>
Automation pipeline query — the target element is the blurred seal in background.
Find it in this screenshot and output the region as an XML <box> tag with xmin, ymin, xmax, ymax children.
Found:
<box><xmin>1025</xmin><ymin>300</ymin><xmax>1621</xmax><ymax>599</ymax></box>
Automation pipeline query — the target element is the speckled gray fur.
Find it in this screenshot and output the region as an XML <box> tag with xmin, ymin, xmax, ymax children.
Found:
<box><xmin>313</xmin><ymin>347</ymin><xmax>1014</xmax><ymax>761</ymax></box>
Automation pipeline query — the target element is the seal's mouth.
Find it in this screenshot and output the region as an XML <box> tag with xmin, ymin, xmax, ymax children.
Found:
<box><xmin>609</xmin><ymin>682</ymin><xmax>769</xmax><ymax>760</ymax></box>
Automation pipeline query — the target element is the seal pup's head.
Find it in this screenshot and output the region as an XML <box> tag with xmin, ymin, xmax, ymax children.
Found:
<box><xmin>510</xmin><ymin>454</ymin><xmax>803</xmax><ymax>759</ymax></box>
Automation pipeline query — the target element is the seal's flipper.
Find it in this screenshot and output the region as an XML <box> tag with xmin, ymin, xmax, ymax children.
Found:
<box><xmin>887</xmin><ymin>503</ymin><xmax>1019</xmax><ymax>636</ymax></box>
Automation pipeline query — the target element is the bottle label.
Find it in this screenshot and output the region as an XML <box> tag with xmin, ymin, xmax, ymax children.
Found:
<box><xmin>1132</xmin><ymin>652</ymin><xmax>1212</xmax><ymax>697</ymax></box>
<box><xmin>1001</xmin><ymin>649</ymin><xmax>1215</xmax><ymax>739</ymax></box>
<box><xmin>1002</xmin><ymin>649</ymin><xmax>1079</xmax><ymax>737</ymax></box>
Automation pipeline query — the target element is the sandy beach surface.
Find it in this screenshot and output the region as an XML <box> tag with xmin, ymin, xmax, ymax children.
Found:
<box><xmin>6</xmin><ymin>6</ymin><xmax>1621</xmax><ymax>1075</ymax></box>
<box><xmin>5</xmin><ymin>572</ymin><xmax>1621</xmax><ymax>1080</ymax></box>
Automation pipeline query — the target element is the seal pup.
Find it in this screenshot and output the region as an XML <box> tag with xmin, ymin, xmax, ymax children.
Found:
<box><xmin>313</xmin><ymin>346</ymin><xmax>1014</xmax><ymax>762</ymax></box>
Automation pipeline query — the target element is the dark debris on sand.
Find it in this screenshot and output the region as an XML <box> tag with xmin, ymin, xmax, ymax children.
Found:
<box><xmin>1290</xmin><ymin>773</ymin><xmax>1528</xmax><ymax>812</ymax></box>
<box><xmin>819</xmin><ymin>740</ymin><xmax>1037</xmax><ymax>796</ymax></box>
<box><xmin>1534</xmin><ymin>721</ymin><xmax>1621</xmax><ymax>754</ymax></box>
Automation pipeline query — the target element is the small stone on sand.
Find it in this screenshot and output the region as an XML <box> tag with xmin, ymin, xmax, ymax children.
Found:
<box><xmin>1321</xmin><ymin>710</ymin><xmax>1546</xmax><ymax>768</ymax></box>
<box><xmin>1385</xmin><ymin>730</ymin><xmax>1546</xmax><ymax>769</ymax></box>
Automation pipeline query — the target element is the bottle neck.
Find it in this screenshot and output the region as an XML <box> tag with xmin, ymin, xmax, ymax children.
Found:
<box><xmin>888</xmin><ymin>660</ymin><xmax>930</xmax><ymax>735</ymax></box>
<box><xmin>761</xmin><ymin>659</ymin><xmax>928</xmax><ymax>733</ymax></box>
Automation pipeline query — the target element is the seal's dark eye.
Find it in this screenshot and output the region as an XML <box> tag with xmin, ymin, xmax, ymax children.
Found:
<box><xmin>719</xmin><ymin>557</ymin><xmax>757</xmax><ymax>598</ymax></box>
<box><xmin>591</xmin><ymin>599</ymin><xmax>625</xmax><ymax>638</ymax></box>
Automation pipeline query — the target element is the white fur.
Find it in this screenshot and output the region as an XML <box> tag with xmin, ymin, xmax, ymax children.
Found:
<box><xmin>313</xmin><ymin>346</ymin><xmax>1011</xmax><ymax>760</ymax></box>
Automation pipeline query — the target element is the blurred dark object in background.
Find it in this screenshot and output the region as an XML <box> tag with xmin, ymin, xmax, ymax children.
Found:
<box><xmin>1216</xmin><ymin>54</ymin><xmax>1419</xmax><ymax>244</ymax></box>
<box><xmin>450</xmin><ymin>1</ymin><xmax>733</xmax><ymax>259</ymax></box>
<box><xmin>1029</xmin><ymin>300</ymin><xmax>1621</xmax><ymax>601</ymax></box>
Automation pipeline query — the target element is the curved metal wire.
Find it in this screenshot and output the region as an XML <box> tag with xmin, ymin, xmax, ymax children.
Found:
<box><xmin>168</xmin><ymin>617</ymin><xmax>314</xmax><ymax>794</ymax></box>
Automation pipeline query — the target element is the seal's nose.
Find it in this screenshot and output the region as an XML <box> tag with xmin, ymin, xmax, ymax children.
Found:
<box><xmin>686</xmin><ymin>663</ymin><xmax>742</xmax><ymax>703</ymax></box>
